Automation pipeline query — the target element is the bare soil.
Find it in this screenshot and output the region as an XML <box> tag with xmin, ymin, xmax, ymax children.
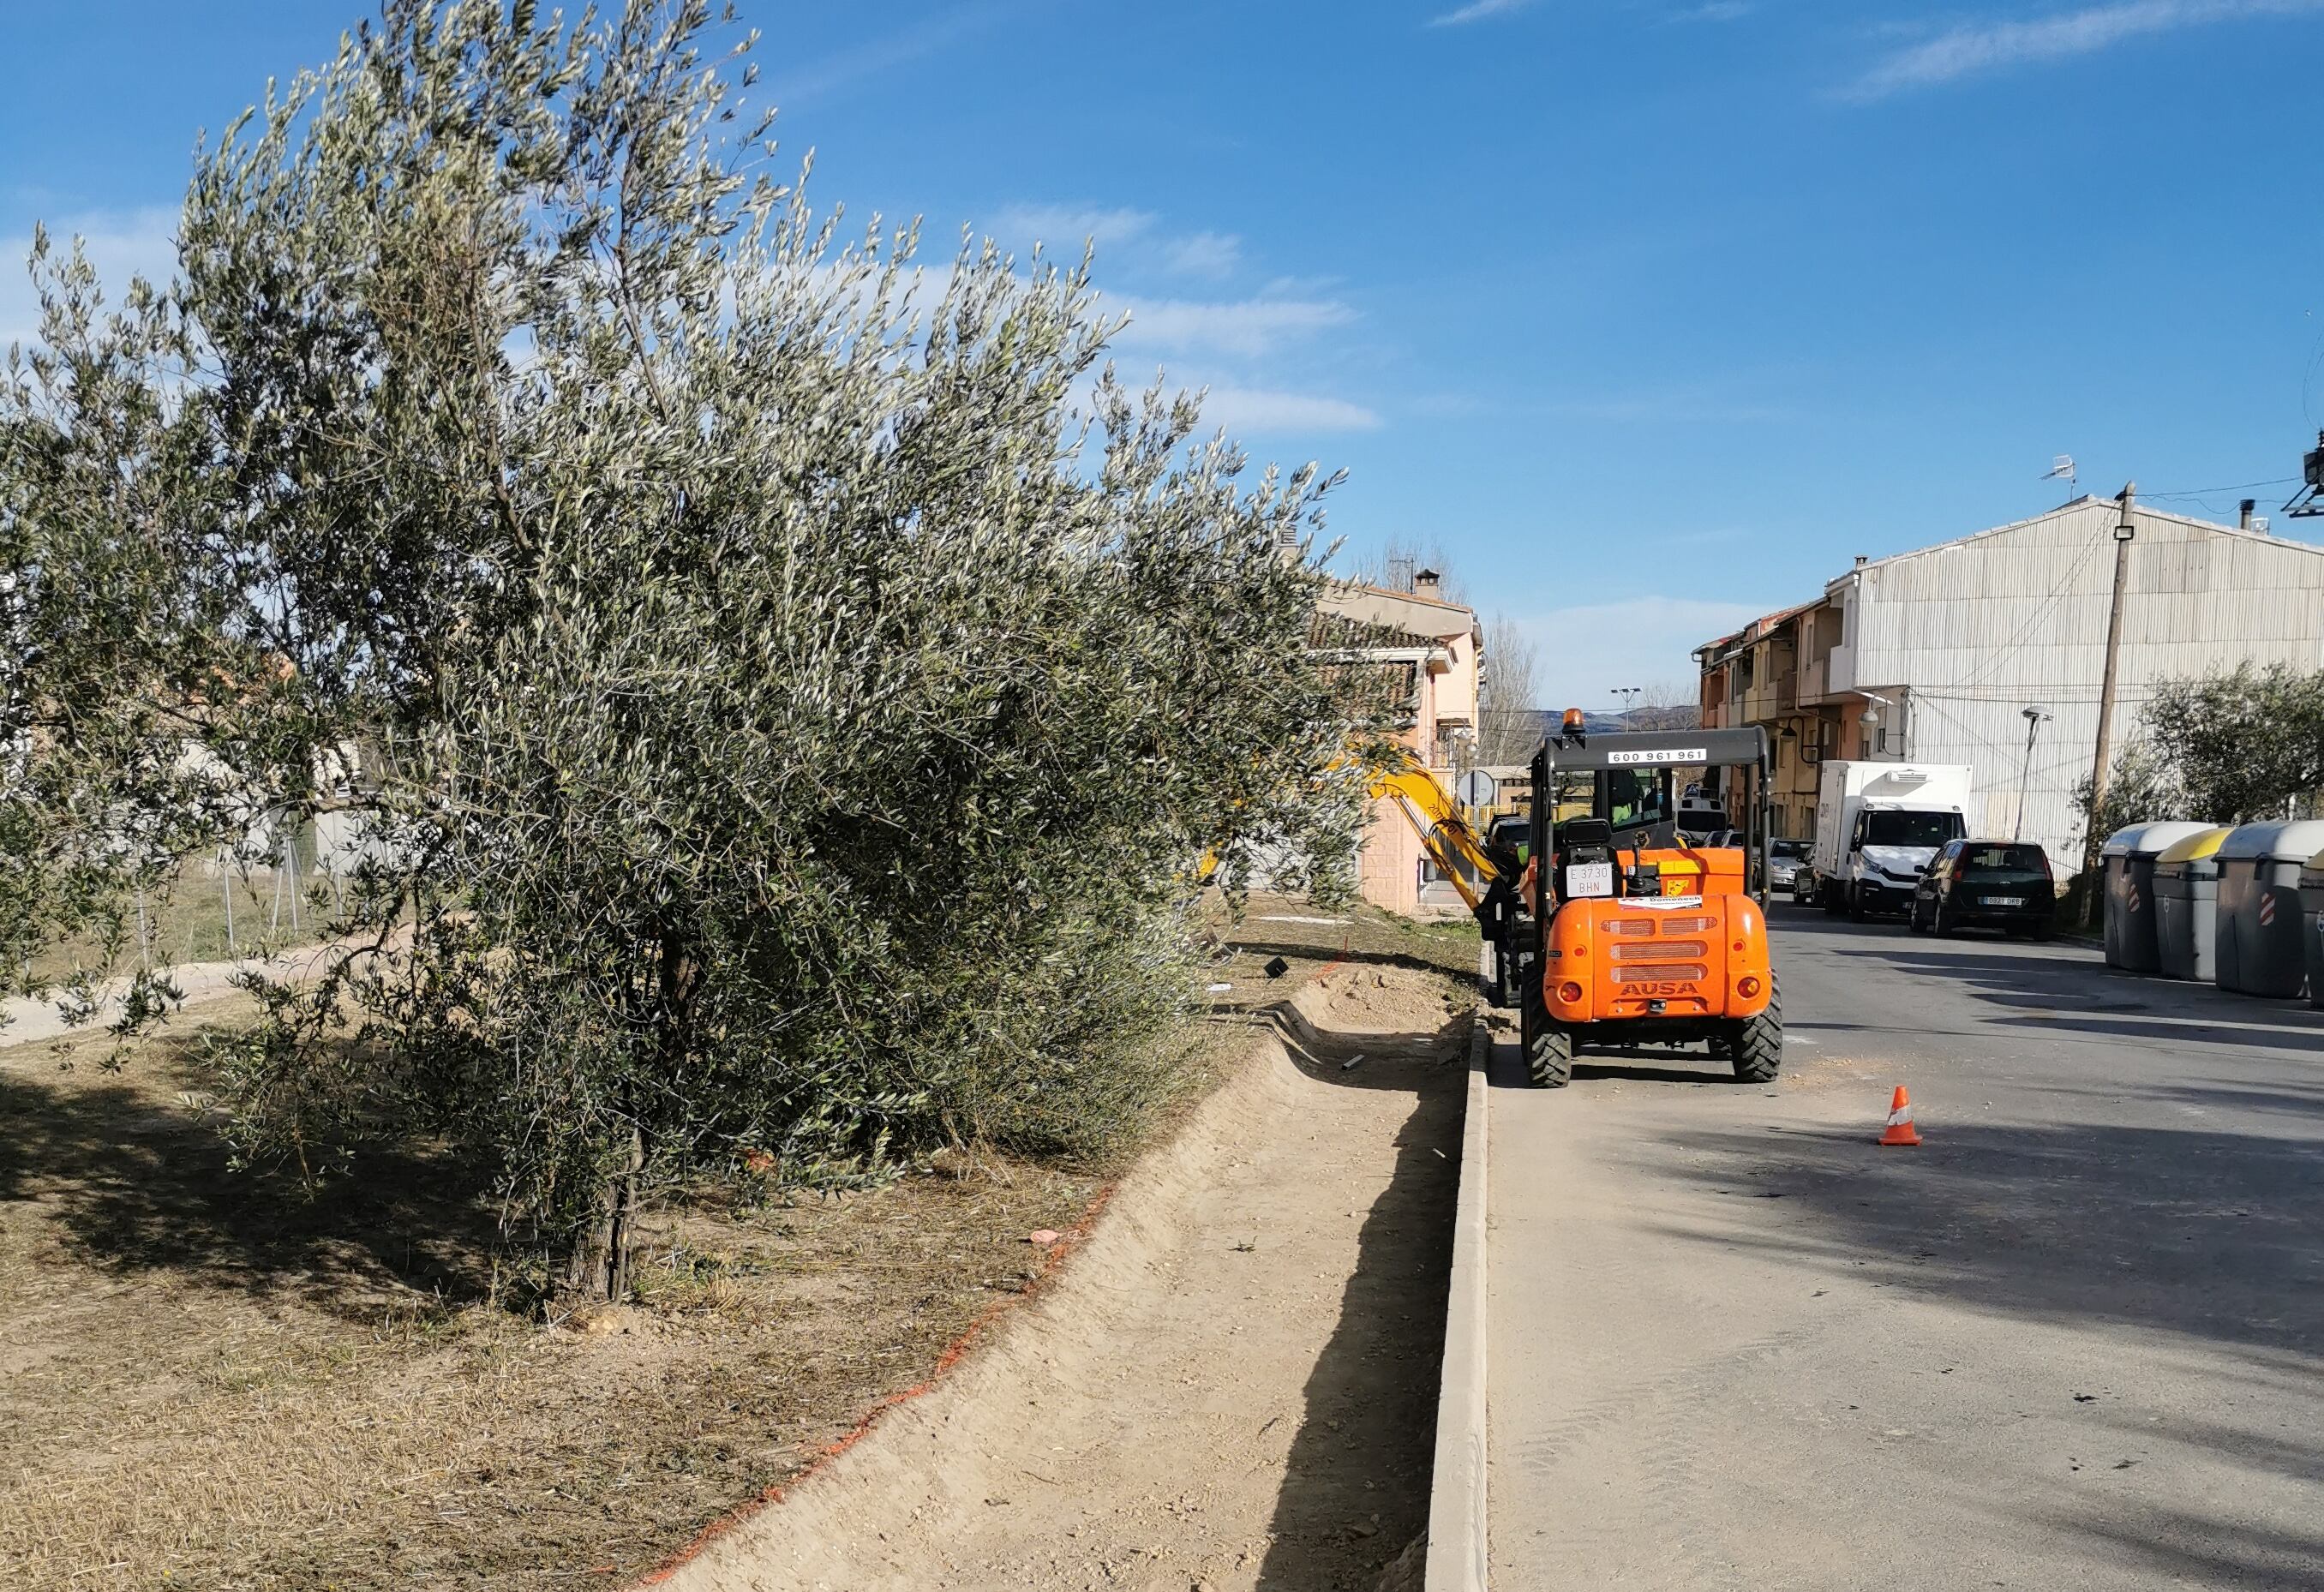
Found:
<box><xmin>0</xmin><ymin>1024</ymin><xmax>1099</xmax><ymax>1589</ymax></box>
<box><xmin>0</xmin><ymin>901</ymin><xmax>1471</xmax><ymax>1591</ymax></box>
<box><xmin>659</xmin><ymin>959</ymin><xmax>1472</xmax><ymax>1592</ymax></box>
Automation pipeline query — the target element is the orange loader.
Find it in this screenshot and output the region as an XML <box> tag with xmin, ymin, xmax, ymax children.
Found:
<box><xmin>1369</xmin><ymin>714</ymin><xmax>1781</xmax><ymax>1087</ymax></box>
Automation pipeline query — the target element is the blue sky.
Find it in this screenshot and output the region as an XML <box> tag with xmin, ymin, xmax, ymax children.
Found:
<box><xmin>3</xmin><ymin>1</ymin><xmax>2321</xmax><ymax>705</ymax></box>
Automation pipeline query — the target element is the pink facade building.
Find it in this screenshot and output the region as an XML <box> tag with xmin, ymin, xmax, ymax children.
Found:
<box><xmin>1321</xmin><ymin>572</ymin><xmax>1482</xmax><ymax>916</ymax></box>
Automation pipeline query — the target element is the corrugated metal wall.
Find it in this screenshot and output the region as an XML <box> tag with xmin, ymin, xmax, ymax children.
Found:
<box><xmin>1851</xmin><ymin>502</ymin><xmax>2324</xmax><ymax>865</ymax></box>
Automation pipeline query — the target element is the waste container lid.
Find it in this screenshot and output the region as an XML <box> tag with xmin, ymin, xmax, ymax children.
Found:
<box><xmin>2216</xmin><ymin>819</ymin><xmax>2324</xmax><ymax>864</ymax></box>
<box><xmin>2154</xmin><ymin>826</ymin><xmax>2231</xmax><ymax>865</ymax></box>
<box><xmin>2100</xmin><ymin>820</ymin><xmax>2218</xmax><ymax>859</ymax></box>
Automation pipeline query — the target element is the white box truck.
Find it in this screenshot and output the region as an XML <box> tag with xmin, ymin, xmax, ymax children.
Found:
<box><xmin>1804</xmin><ymin>761</ymin><xmax>1974</xmax><ymax>919</ymax></box>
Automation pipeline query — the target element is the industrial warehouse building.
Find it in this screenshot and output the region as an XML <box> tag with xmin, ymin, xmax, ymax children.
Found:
<box><xmin>1697</xmin><ymin>496</ymin><xmax>2324</xmax><ymax>869</ymax></box>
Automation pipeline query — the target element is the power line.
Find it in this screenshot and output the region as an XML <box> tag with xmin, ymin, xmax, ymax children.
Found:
<box><xmin>1944</xmin><ymin>516</ymin><xmax>2112</xmax><ymax>694</ymax></box>
<box><xmin>2143</xmin><ymin>476</ymin><xmax>2299</xmax><ymax>500</ymax></box>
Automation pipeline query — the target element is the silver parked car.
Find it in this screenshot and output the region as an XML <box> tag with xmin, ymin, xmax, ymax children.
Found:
<box><xmin>1769</xmin><ymin>837</ymin><xmax>1812</xmax><ymax>895</ymax></box>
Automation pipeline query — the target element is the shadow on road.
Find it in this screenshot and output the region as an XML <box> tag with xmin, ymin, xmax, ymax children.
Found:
<box><xmin>1788</xmin><ymin>907</ymin><xmax>2324</xmax><ymax>1060</ymax></box>
<box><xmin>1646</xmin><ymin>1104</ymin><xmax>2324</xmax><ymax>1584</ymax></box>
<box><xmin>1657</xmin><ymin>1111</ymin><xmax>2324</xmax><ymax>1356</ymax></box>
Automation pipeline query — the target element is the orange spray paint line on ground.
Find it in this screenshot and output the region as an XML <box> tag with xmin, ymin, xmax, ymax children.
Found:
<box><xmin>632</xmin><ymin>1179</ymin><xmax>1119</xmax><ymax>1586</ymax></box>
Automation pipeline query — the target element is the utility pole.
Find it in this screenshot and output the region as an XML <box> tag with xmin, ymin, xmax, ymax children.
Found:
<box><xmin>2083</xmin><ymin>484</ymin><xmax>2136</xmax><ymax>904</ymax></box>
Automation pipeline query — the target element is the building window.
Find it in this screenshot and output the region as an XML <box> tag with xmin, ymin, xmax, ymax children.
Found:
<box><xmin>1876</xmin><ymin>727</ymin><xmax>1889</xmax><ymax>754</ymax></box>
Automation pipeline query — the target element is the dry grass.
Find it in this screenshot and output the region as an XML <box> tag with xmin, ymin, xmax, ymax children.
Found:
<box><xmin>1201</xmin><ymin>891</ymin><xmax>1483</xmax><ymax>982</ymax></box>
<box><xmin>21</xmin><ymin>864</ymin><xmax>342</xmax><ymax>988</ymax></box>
<box><xmin>0</xmin><ymin>1018</ymin><xmax>1100</xmax><ymax>1590</ymax></box>
<box><xmin>0</xmin><ymin>899</ymin><xmax>1440</xmax><ymax>1589</ymax></box>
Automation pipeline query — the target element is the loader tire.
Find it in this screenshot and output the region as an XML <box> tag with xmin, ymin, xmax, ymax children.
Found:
<box><xmin>1526</xmin><ymin>1019</ymin><xmax>1574</xmax><ymax>1088</ymax></box>
<box><xmin>1730</xmin><ymin>979</ymin><xmax>1782</xmax><ymax>1084</ymax></box>
<box><xmin>1520</xmin><ymin>977</ymin><xmax>1572</xmax><ymax>1088</ymax></box>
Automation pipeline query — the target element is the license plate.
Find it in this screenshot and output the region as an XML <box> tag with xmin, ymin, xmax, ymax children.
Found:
<box><xmin>1566</xmin><ymin>862</ymin><xmax>1614</xmax><ymax>899</ymax></box>
<box><xmin>1985</xmin><ymin>896</ymin><xmax>2025</xmax><ymax>907</ymax></box>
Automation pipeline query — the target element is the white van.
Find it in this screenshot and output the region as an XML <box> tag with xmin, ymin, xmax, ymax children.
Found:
<box><xmin>1803</xmin><ymin>761</ymin><xmax>1974</xmax><ymax>919</ymax></box>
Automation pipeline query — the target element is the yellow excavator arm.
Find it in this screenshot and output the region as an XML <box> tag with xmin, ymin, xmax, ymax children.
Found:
<box><xmin>1360</xmin><ymin>750</ymin><xmax>1507</xmax><ymax>914</ymax></box>
<box><xmin>1189</xmin><ymin>748</ymin><xmax>1511</xmax><ymax>916</ymax></box>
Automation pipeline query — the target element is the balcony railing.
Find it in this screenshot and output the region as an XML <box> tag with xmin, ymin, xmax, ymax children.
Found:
<box><xmin>1734</xmin><ymin>683</ymin><xmax>1797</xmax><ymax>722</ymax></box>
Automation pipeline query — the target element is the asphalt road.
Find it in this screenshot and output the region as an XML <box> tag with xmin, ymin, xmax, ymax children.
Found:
<box><xmin>1483</xmin><ymin>907</ymin><xmax>2324</xmax><ymax>1591</ymax></box>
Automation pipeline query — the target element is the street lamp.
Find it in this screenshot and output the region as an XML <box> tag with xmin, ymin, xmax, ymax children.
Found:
<box><xmin>1855</xmin><ymin>690</ymin><xmax>1902</xmax><ymax>756</ymax></box>
<box><xmin>2016</xmin><ymin>706</ymin><xmax>2052</xmax><ymax>841</ymax></box>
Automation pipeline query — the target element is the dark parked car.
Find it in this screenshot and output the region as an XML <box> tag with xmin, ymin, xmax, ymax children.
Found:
<box><xmin>1909</xmin><ymin>840</ymin><xmax>2056</xmax><ymax>937</ymax></box>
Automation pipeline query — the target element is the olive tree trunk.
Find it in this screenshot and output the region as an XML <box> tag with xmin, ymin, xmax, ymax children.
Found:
<box><xmin>564</xmin><ymin>1121</ymin><xmax>646</xmax><ymax>1302</ymax></box>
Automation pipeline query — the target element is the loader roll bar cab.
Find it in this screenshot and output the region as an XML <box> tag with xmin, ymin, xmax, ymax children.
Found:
<box><xmin>1525</xmin><ymin>724</ymin><xmax>1773</xmax><ymax>924</ymax></box>
<box><xmin>1512</xmin><ymin>720</ymin><xmax>1781</xmax><ymax>1087</ymax></box>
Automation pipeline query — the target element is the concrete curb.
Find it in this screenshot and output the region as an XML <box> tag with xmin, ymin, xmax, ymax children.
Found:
<box><xmin>1424</xmin><ymin>959</ymin><xmax>1492</xmax><ymax>1592</ymax></box>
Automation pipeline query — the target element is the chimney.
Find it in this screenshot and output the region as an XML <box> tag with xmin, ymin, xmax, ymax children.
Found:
<box><xmin>1853</xmin><ymin>554</ymin><xmax>1867</xmax><ymax>568</ymax></box>
<box><xmin>2240</xmin><ymin>498</ymin><xmax>2257</xmax><ymax>530</ymax></box>
<box><xmin>1414</xmin><ymin>567</ymin><xmax>1442</xmax><ymax>600</ymax></box>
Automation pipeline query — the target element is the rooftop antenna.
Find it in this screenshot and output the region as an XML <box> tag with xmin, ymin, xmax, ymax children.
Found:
<box><xmin>2041</xmin><ymin>454</ymin><xmax>2077</xmax><ymax>504</ymax></box>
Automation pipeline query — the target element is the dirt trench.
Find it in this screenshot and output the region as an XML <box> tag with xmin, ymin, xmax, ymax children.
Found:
<box><xmin>656</xmin><ymin>961</ymin><xmax>1472</xmax><ymax>1592</ymax></box>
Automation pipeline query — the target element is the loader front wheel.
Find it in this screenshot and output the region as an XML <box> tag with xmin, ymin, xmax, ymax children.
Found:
<box><xmin>1730</xmin><ymin>980</ymin><xmax>1782</xmax><ymax>1084</ymax></box>
<box><xmin>1526</xmin><ymin>1018</ymin><xmax>1574</xmax><ymax>1088</ymax></box>
<box><xmin>1520</xmin><ymin>977</ymin><xmax>1573</xmax><ymax>1088</ymax></box>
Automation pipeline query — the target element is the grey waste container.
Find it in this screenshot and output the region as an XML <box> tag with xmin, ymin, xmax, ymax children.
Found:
<box><xmin>2154</xmin><ymin>827</ymin><xmax>2231</xmax><ymax>983</ymax></box>
<box><xmin>2214</xmin><ymin>820</ymin><xmax>2324</xmax><ymax>997</ymax></box>
<box><xmin>2100</xmin><ymin>822</ymin><xmax>2217</xmax><ymax>973</ymax></box>
<box><xmin>2300</xmin><ymin>847</ymin><xmax>2324</xmax><ymax>1009</ymax></box>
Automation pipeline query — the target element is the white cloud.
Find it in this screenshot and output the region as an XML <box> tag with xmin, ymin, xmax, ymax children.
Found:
<box><xmin>1195</xmin><ymin>386</ymin><xmax>1381</xmax><ymax>434</ymax></box>
<box><xmin>1430</xmin><ymin>0</ymin><xmax>1534</xmax><ymax>24</ymax></box>
<box><xmin>1111</xmin><ymin>294</ymin><xmax>1357</xmax><ymax>357</ymax></box>
<box><xmin>1506</xmin><ymin>596</ymin><xmax>1771</xmax><ymax>711</ymax></box>
<box><xmin>1163</xmin><ymin>230</ymin><xmax>1243</xmax><ymax>280</ymax></box>
<box><xmin>989</xmin><ymin>206</ymin><xmax>1242</xmax><ymax>283</ymax></box>
<box><xmin>1845</xmin><ymin>0</ymin><xmax>2321</xmax><ymax>99</ymax></box>
<box><xmin>0</xmin><ymin>206</ymin><xmax>179</xmax><ymax>356</ymax></box>
<box><xmin>990</xmin><ymin>204</ymin><xmax>1157</xmax><ymax>254</ymax></box>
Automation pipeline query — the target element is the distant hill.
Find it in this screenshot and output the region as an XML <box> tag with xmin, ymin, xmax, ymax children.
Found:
<box><xmin>1525</xmin><ymin>705</ymin><xmax>1700</xmax><ymax>737</ymax></box>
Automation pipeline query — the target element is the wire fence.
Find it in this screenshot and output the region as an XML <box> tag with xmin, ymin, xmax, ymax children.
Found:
<box><xmin>27</xmin><ymin>823</ymin><xmax>356</xmax><ymax>988</ymax></box>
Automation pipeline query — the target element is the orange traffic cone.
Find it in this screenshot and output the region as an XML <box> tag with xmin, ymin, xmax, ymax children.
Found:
<box><xmin>1878</xmin><ymin>1086</ymin><xmax>1922</xmax><ymax>1147</ymax></box>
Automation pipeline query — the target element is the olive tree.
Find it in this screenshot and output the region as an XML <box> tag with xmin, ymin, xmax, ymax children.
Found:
<box><xmin>2080</xmin><ymin>661</ymin><xmax>2324</xmax><ymax>853</ymax></box>
<box><xmin>2139</xmin><ymin>661</ymin><xmax>2324</xmax><ymax>823</ymax></box>
<box><xmin>3</xmin><ymin>0</ymin><xmax>1379</xmax><ymax>1298</ymax></box>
